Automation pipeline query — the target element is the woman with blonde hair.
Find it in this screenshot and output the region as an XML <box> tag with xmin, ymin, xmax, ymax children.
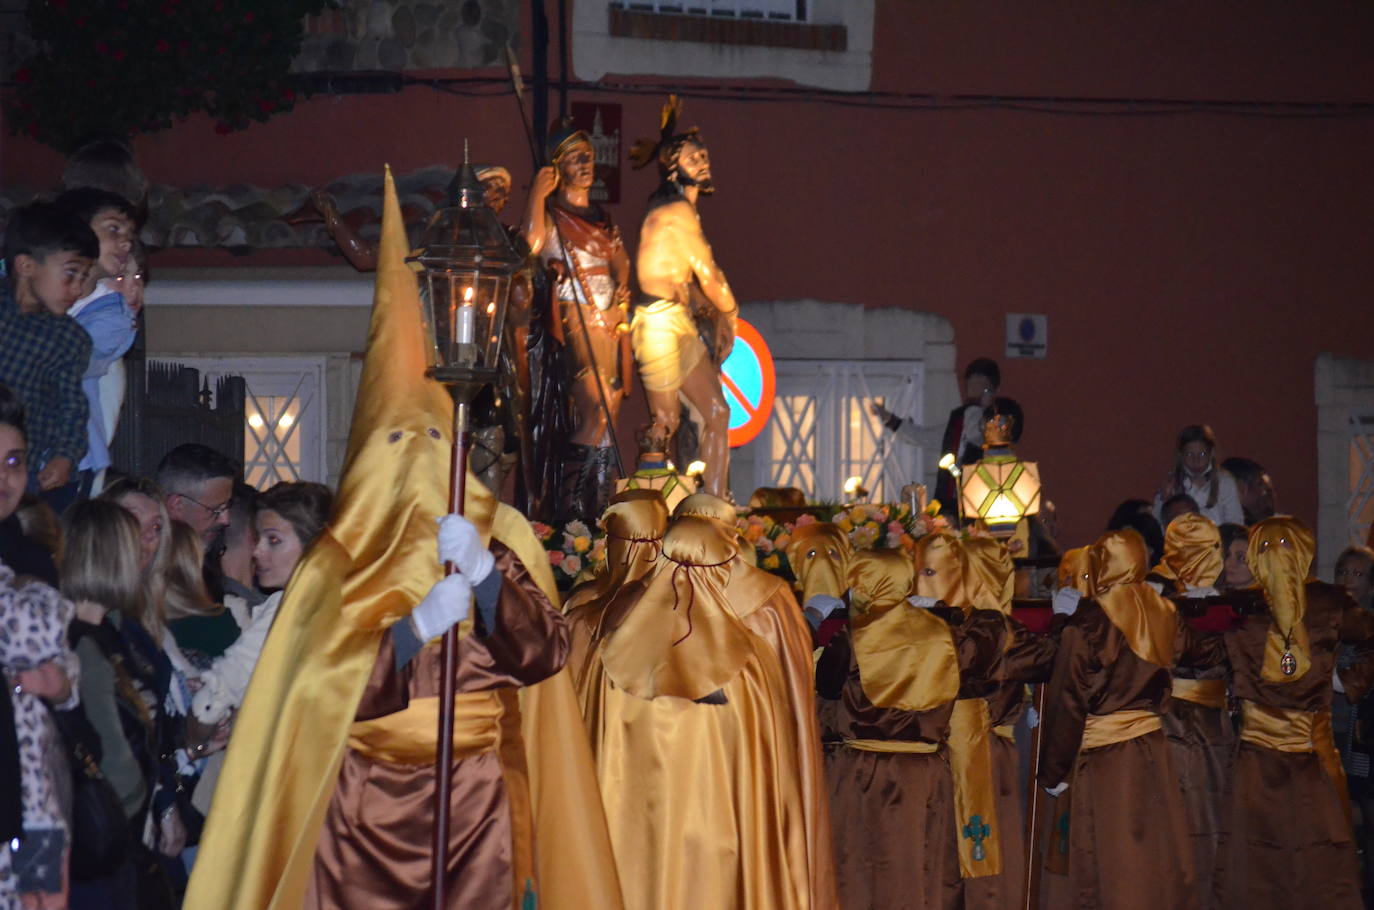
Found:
<box><xmin>65</xmin><ymin>498</ymin><xmax>170</xmax><ymax>904</ymax></box>
<box><xmin>160</xmin><ymin>521</ymin><xmax>239</xmax><ymax>666</ymax></box>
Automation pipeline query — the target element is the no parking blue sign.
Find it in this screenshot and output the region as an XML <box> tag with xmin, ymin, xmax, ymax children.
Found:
<box><xmin>721</xmin><ymin>319</ymin><xmax>776</xmax><ymax>448</ymax></box>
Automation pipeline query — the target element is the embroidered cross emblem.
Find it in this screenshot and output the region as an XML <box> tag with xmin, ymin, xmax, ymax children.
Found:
<box><xmin>1056</xmin><ymin>809</ymin><xmax>1070</xmax><ymax>855</ymax></box>
<box><xmin>962</xmin><ymin>814</ymin><xmax>991</xmax><ymax>861</ymax></box>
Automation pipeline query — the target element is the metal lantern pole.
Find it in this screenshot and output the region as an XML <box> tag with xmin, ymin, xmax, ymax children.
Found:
<box><xmin>433</xmin><ymin>392</ymin><xmax>472</xmax><ymax>910</ymax></box>
<box><xmin>1022</xmin><ymin>680</ymin><xmax>1049</xmax><ymax>910</ymax></box>
<box><xmin>414</xmin><ymin>142</ymin><xmax>521</xmax><ymax>910</ymax></box>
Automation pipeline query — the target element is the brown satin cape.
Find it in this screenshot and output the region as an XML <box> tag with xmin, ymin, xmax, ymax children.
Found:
<box><xmin>184</xmin><ymin>168</ymin><xmax>622</xmax><ymax>910</ymax></box>
<box><xmin>786</xmin><ymin>523</ymin><xmax>853</xmax><ymax>604</ymax></box>
<box><xmin>848</xmin><ymin>551</ymin><xmax>959</xmax><ymax>713</ymax></box>
<box><xmin>1249</xmin><ymin>517</ymin><xmax>1316</xmax><ymax>682</ymax></box>
<box><xmin>1092</xmin><ymin>530</ymin><xmax>1177</xmax><ymax>668</ymax></box>
<box><xmin>1153</xmin><ymin>512</ymin><xmax>1223</xmax><ymax>590</ymax></box>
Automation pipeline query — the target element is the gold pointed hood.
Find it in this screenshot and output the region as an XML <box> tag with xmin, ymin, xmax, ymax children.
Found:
<box><xmin>964</xmin><ymin>536</ymin><xmax>1014</xmax><ymax>614</ymax></box>
<box><xmin>1091</xmin><ymin>529</ymin><xmax>1177</xmax><ymax>668</ymax></box>
<box><xmin>1153</xmin><ymin>512</ymin><xmax>1223</xmax><ymax>591</ymax></box>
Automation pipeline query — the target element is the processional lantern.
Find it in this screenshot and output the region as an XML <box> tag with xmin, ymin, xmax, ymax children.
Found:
<box><xmin>959</xmin><ymin>413</ymin><xmax>1041</xmax><ymax>538</ymax></box>
<box><xmin>413</xmin><ymin>143</ymin><xmax>522</xmax><ymax>400</ymax></box>
<box><xmin>410</xmin><ymin>142</ymin><xmax>522</xmax><ymax>910</ymax></box>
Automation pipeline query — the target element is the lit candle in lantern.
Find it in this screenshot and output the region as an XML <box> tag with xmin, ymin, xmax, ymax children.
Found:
<box><xmin>457</xmin><ymin>285</ymin><xmax>476</xmax><ymax>345</ymax></box>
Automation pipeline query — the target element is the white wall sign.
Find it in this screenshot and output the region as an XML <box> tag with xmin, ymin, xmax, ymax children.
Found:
<box><xmin>1005</xmin><ymin>314</ymin><xmax>1048</xmax><ymax>359</ymax></box>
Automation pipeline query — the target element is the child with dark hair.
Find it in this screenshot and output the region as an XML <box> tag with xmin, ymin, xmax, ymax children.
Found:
<box><xmin>55</xmin><ymin>189</ymin><xmax>139</xmax><ymax>498</ymax></box>
<box><xmin>0</xmin><ymin>202</ymin><xmax>96</xmax><ymax>500</ymax></box>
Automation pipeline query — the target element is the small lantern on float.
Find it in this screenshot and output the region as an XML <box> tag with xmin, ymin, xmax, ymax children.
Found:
<box><xmin>412</xmin><ymin>142</ymin><xmax>522</xmax><ymax>399</ymax></box>
<box><xmin>959</xmin><ymin>413</ymin><xmax>1041</xmax><ymax>539</ymax></box>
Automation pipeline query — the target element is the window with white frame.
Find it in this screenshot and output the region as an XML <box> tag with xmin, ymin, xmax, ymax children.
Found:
<box><xmin>167</xmin><ymin>356</ymin><xmax>327</xmax><ymax>489</ymax></box>
<box><xmin>748</xmin><ymin>360</ymin><xmax>923</xmax><ymax>503</ymax></box>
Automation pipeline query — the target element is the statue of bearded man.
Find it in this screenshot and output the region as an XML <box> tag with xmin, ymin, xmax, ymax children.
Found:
<box><xmin>629</xmin><ymin>96</ymin><xmax>737</xmax><ymax>501</ymax></box>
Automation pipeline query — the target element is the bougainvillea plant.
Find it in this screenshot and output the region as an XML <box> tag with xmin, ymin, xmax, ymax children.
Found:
<box><xmin>7</xmin><ymin>0</ymin><xmax>335</xmax><ymax>152</ymax></box>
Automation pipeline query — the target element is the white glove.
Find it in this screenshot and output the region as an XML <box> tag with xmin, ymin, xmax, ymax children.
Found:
<box><xmin>907</xmin><ymin>595</ymin><xmax>940</xmax><ymax>609</ymax></box>
<box><xmin>410</xmin><ymin>573</ymin><xmax>473</xmax><ymax>642</ymax></box>
<box><xmin>437</xmin><ymin>514</ymin><xmax>494</xmax><ymax>583</ymax></box>
<box><xmin>1044</xmin><ymin>782</ymin><xmax>1069</xmax><ymax>797</ymax></box>
<box><xmin>1052</xmin><ymin>587</ymin><xmax>1081</xmax><ymax>617</ymax></box>
<box><xmin>1026</xmin><ymin>706</ymin><xmax>1040</xmax><ymax>730</ymax></box>
<box><xmin>1146</xmin><ymin>580</ymin><xmax>1165</xmax><ymax>594</ymax></box>
<box><xmin>804</xmin><ymin>594</ymin><xmax>845</xmax><ymax>621</ymax></box>
<box><xmin>1183</xmin><ymin>586</ymin><xmax>1219</xmax><ymax>599</ymax></box>
<box><xmin>1334</xmin><ymin>666</ymin><xmax>1347</xmax><ymax>695</ymax></box>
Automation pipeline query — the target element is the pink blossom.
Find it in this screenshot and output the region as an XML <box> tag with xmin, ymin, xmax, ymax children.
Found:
<box><xmin>887</xmin><ymin>520</ymin><xmax>905</xmax><ymax>534</ymax></box>
<box><xmin>757</xmin><ymin>537</ymin><xmax>775</xmax><ymax>554</ymax></box>
<box><xmin>794</xmin><ymin>514</ymin><xmax>818</xmax><ymax>527</ymax></box>
<box><xmin>548</xmin><ymin>550</ymin><xmax>565</xmax><ymax>566</ymax></box>
<box><xmin>562</xmin><ymin>555</ymin><xmax>583</xmax><ymax>576</ymax></box>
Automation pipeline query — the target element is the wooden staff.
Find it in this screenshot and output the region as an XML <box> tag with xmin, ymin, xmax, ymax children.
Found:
<box><xmin>432</xmin><ymin>397</ymin><xmax>471</xmax><ymax>909</ymax></box>
<box><xmin>1022</xmin><ymin>680</ymin><xmax>1049</xmax><ymax>910</ymax></box>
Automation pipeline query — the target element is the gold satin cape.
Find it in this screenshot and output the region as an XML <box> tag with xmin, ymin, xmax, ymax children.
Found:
<box><xmin>565</xmin><ymin>490</ymin><xmax>669</xmax><ymax>706</ymax></box>
<box><xmin>1153</xmin><ymin>512</ymin><xmax>1223</xmax><ymax>590</ymax></box>
<box><xmin>913</xmin><ymin>532</ymin><xmax>1004</xmax><ymax>878</ymax></box>
<box><xmin>184</xmin><ymin>167</ymin><xmax>622</xmax><ymax>910</ymax></box>
<box><xmin>589</xmin><ymin>516</ymin><xmax>839</xmax><ymax>909</ymax></box>
<box><xmin>848</xmin><ymin>551</ymin><xmax>958</xmax><ymax>714</ymax></box>
<box><xmin>1092</xmin><ymin>530</ymin><xmax>1177</xmax><ymax>668</ymax></box>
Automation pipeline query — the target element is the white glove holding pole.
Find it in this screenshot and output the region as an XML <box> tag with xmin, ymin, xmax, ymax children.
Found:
<box><xmin>1052</xmin><ymin>587</ymin><xmax>1081</xmax><ymax>617</ymax></box>
<box><xmin>1044</xmin><ymin>782</ymin><xmax>1069</xmax><ymax>797</ymax></box>
<box><xmin>410</xmin><ymin>574</ymin><xmax>473</xmax><ymax>642</ymax></box>
<box><xmin>1334</xmin><ymin>666</ymin><xmax>1347</xmax><ymax>695</ymax></box>
<box><xmin>437</xmin><ymin>514</ymin><xmax>494</xmax><ymax>583</ymax></box>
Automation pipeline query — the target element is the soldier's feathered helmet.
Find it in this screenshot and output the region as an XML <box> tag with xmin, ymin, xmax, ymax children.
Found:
<box><xmin>629</xmin><ymin>95</ymin><xmax>703</xmax><ymax>178</ymax></box>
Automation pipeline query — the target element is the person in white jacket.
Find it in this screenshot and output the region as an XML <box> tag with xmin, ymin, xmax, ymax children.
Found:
<box><xmin>190</xmin><ymin>482</ymin><xmax>334</xmax><ymax>727</ymax></box>
<box><xmin>1152</xmin><ymin>423</ymin><xmax>1244</xmax><ymax>528</ymax></box>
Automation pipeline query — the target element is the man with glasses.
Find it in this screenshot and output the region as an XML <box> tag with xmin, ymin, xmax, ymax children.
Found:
<box><xmin>155</xmin><ymin>442</ymin><xmax>237</xmax><ymax>544</ymax></box>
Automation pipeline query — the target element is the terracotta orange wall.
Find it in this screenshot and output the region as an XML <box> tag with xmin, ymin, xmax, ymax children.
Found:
<box><xmin>6</xmin><ymin>2</ymin><xmax>1374</xmax><ymax>547</ymax></box>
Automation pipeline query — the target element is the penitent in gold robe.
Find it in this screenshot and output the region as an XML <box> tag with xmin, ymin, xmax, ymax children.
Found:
<box><xmin>583</xmin><ymin>515</ymin><xmax>838</xmax><ymax>910</ymax></box>
<box><xmin>184</xmin><ymin>167</ymin><xmax>621</xmax><ymax>910</ymax></box>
